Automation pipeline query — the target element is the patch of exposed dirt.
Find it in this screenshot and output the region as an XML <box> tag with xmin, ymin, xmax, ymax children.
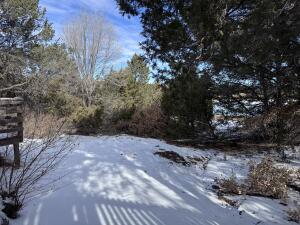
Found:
<box><xmin>154</xmin><ymin>151</ymin><xmax>190</xmax><ymax>166</ymax></box>
<box><xmin>154</xmin><ymin>150</ymin><xmax>210</xmax><ymax>168</ymax></box>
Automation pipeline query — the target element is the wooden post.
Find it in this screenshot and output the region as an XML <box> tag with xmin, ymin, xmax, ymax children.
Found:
<box><xmin>0</xmin><ymin>97</ymin><xmax>24</xmax><ymax>168</ymax></box>
<box><xmin>13</xmin><ymin>143</ymin><xmax>20</xmax><ymax>168</ymax></box>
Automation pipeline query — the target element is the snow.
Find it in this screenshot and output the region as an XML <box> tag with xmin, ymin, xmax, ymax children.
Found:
<box><xmin>0</xmin><ymin>132</ymin><xmax>18</xmax><ymax>140</ymax></box>
<box><xmin>10</xmin><ymin>135</ymin><xmax>298</xmax><ymax>225</ymax></box>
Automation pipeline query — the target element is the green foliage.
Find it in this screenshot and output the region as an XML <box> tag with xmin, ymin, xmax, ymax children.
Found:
<box><xmin>123</xmin><ymin>54</ymin><xmax>150</xmax><ymax>108</ymax></box>
<box><xmin>30</xmin><ymin>44</ymin><xmax>77</xmax><ymax>79</ymax></box>
<box><xmin>117</xmin><ymin>0</ymin><xmax>300</xmax><ymax>141</ymax></box>
<box><xmin>96</xmin><ymin>54</ymin><xmax>165</xmax><ymax>136</ymax></box>
<box><xmin>28</xmin><ymin>74</ymin><xmax>81</xmax><ymax>117</ymax></box>
<box><xmin>162</xmin><ymin>71</ymin><xmax>213</xmax><ymax>137</ymax></box>
<box><xmin>111</xmin><ymin>107</ymin><xmax>136</xmax><ymax>123</ymax></box>
<box><xmin>0</xmin><ymin>0</ymin><xmax>54</xmax><ymax>92</ymax></box>
<box><xmin>71</xmin><ymin>106</ymin><xmax>104</xmax><ymax>134</ymax></box>
<box><xmin>44</xmin><ymin>92</ymin><xmax>82</xmax><ymax>117</ymax></box>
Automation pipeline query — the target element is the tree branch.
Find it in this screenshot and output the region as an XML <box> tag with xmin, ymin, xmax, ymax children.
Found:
<box><xmin>0</xmin><ymin>82</ymin><xmax>28</xmax><ymax>92</ymax></box>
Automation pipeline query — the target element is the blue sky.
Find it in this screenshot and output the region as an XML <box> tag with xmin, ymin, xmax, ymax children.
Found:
<box><xmin>39</xmin><ymin>0</ymin><xmax>143</xmax><ymax>69</ymax></box>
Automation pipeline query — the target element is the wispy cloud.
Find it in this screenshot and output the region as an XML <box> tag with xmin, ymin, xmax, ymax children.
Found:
<box><xmin>40</xmin><ymin>0</ymin><xmax>143</xmax><ymax>67</ymax></box>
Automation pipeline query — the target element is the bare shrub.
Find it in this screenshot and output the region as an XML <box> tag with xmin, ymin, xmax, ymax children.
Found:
<box><xmin>0</xmin><ymin>114</ymin><xmax>74</xmax><ymax>218</ymax></box>
<box><xmin>287</xmin><ymin>207</ymin><xmax>300</xmax><ymax>223</ymax></box>
<box><xmin>216</xmin><ymin>173</ymin><xmax>244</xmax><ymax>195</ymax></box>
<box><xmin>247</xmin><ymin>157</ymin><xmax>291</xmax><ymax>199</ymax></box>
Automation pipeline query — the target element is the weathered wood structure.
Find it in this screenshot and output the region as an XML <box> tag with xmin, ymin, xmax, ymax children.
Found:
<box><xmin>0</xmin><ymin>97</ymin><xmax>23</xmax><ymax>167</ymax></box>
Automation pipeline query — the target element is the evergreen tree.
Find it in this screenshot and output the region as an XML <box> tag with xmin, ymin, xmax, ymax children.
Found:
<box><xmin>117</xmin><ymin>0</ymin><xmax>300</xmax><ymax>138</ymax></box>
<box><xmin>124</xmin><ymin>54</ymin><xmax>150</xmax><ymax>108</ymax></box>
<box><xmin>117</xmin><ymin>0</ymin><xmax>216</xmax><ymax>136</ymax></box>
<box><xmin>162</xmin><ymin>67</ymin><xmax>213</xmax><ymax>137</ymax></box>
<box><xmin>0</xmin><ymin>0</ymin><xmax>54</xmax><ymax>93</ymax></box>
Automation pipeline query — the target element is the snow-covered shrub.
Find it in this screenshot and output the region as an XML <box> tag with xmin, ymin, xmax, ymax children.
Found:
<box><xmin>287</xmin><ymin>207</ymin><xmax>300</xmax><ymax>223</ymax></box>
<box><xmin>247</xmin><ymin>157</ymin><xmax>291</xmax><ymax>199</ymax></box>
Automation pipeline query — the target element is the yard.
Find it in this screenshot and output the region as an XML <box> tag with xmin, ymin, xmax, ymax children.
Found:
<box><xmin>9</xmin><ymin>135</ymin><xmax>299</xmax><ymax>225</ymax></box>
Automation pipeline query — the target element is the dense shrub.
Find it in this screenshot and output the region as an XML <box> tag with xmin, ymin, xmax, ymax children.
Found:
<box><xmin>108</xmin><ymin>103</ymin><xmax>167</xmax><ymax>138</ymax></box>
<box><xmin>24</xmin><ymin>112</ymin><xmax>68</xmax><ymax>138</ymax></box>
<box><xmin>247</xmin><ymin>157</ymin><xmax>291</xmax><ymax>199</ymax></box>
<box><xmin>161</xmin><ymin>72</ymin><xmax>213</xmax><ymax>138</ymax></box>
<box><xmin>109</xmin><ymin>107</ymin><xmax>136</xmax><ymax>133</ymax></box>
<box><xmin>243</xmin><ymin>104</ymin><xmax>300</xmax><ymax>145</ymax></box>
<box><xmin>129</xmin><ymin>103</ymin><xmax>167</xmax><ymax>138</ymax></box>
<box><xmin>111</xmin><ymin>107</ymin><xmax>135</xmax><ymax>123</ymax></box>
<box><xmin>216</xmin><ymin>173</ymin><xmax>243</xmax><ymax>195</ymax></box>
<box><xmin>44</xmin><ymin>93</ymin><xmax>82</xmax><ymax>117</ymax></box>
<box><xmin>71</xmin><ymin>106</ymin><xmax>104</xmax><ymax>134</ymax></box>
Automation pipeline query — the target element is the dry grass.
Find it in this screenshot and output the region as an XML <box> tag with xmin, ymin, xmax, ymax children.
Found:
<box><xmin>215</xmin><ymin>157</ymin><xmax>291</xmax><ymax>201</ymax></box>
<box><xmin>24</xmin><ymin>112</ymin><xmax>69</xmax><ymax>139</ymax></box>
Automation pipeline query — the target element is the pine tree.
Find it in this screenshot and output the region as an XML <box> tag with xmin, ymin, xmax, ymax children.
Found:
<box><xmin>0</xmin><ymin>0</ymin><xmax>54</xmax><ymax>93</ymax></box>
<box><xmin>117</xmin><ymin>0</ymin><xmax>300</xmax><ymax>139</ymax></box>
<box><xmin>124</xmin><ymin>54</ymin><xmax>150</xmax><ymax>108</ymax></box>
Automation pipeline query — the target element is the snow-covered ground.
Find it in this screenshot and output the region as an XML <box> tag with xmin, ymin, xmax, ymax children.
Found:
<box><xmin>9</xmin><ymin>135</ymin><xmax>299</xmax><ymax>225</ymax></box>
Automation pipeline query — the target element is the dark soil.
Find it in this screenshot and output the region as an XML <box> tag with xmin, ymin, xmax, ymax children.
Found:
<box><xmin>154</xmin><ymin>151</ymin><xmax>190</xmax><ymax>166</ymax></box>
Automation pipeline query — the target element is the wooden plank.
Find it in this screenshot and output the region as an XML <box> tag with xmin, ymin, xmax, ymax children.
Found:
<box><xmin>0</xmin><ymin>115</ymin><xmax>22</xmax><ymax>120</ymax></box>
<box><xmin>0</xmin><ymin>106</ymin><xmax>23</xmax><ymax>114</ymax></box>
<box><xmin>0</xmin><ymin>97</ymin><xmax>23</xmax><ymax>106</ymax></box>
<box><xmin>0</xmin><ymin>104</ymin><xmax>22</xmax><ymax>109</ymax></box>
<box><xmin>0</xmin><ymin>97</ymin><xmax>23</xmax><ymax>102</ymax></box>
<box><xmin>0</xmin><ymin>127</ymin><xmax>23</xmax><ymax>134</ymax></box>
<box><xmin>0</xmin><ymin>116</ymin><xmax>22</xmax><ymax>126</ymax></box>
<box><xmin>0</xmin><ymin>97</ymin><xmax>23</xmax><ymax>169</ymax></box>
<box><xmin>0</xmin><ymin>136</ymin><xmax>22</xmax><ymax>147</ymax></box>
<box><xmin>0</xmin><ymin>124</ymin><xmax>21</xmax><ymax>129</ymax></box>
<box><xmin>0</xmin><ymin>97</ymin><xmax>23</xmax><ymax>101</ymax></box>
<box><xmin>0</xmin><ymin>101</ymin><xmax>23</xmax><ymax>106</ymax></box>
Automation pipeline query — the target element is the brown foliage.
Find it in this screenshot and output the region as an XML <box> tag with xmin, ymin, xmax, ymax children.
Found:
<box><xmin>24</xmin><ymin>112</ymin><xmax>68</xmax><ymax>139</ymax></box>
<box><xmin>216</xmin><ymin>173</ymin><xmax>244</xmax><ymax>195</ymax></box>
<box><xmin>247</xmin><ymin>157</ymin><xmax>291</xmax><ymax>199</ymax></box>
<box><xmin>243</xmin><ymin>104</ymin><xmax>300</xmax><ymax>145</ymax></box>
<box><xmin>128</xmin><ymin>103</ymin><xmax>167</xmax><ymax>138</ymax></box>
<box><xmin>215</xmin><ymin>157</ymin><xmax>291</xmax><ymax>200</ymax></box>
